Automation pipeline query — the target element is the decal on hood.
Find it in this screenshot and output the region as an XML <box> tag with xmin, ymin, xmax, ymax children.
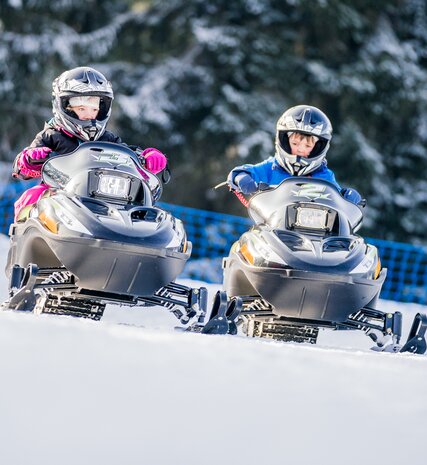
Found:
<box><xmin>92</xmin><ymin>152</ymin><xmax>133</xmax><ymax>168</ymax></box>
<box><xmin>292</xmin><ymin>183</ymin><xmax>331</xmax><ymax>200</ymax></box>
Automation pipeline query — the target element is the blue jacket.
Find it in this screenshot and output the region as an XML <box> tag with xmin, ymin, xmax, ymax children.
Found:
<box><xmin>230</xmin><ymin>157</ymin><xmax>342</xmax><ymax>190</ymax></box>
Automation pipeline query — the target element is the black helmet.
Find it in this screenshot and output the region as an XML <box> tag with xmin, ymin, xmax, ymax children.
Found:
<box><xmin>52</xmin><ymin>66</ymin><xmax>114</xmax><ymax>141</ymax></box>
<box><xmin>275</xmin><ymin>105</ymin><xmax>332</xmax><ymax>175</ymax></box>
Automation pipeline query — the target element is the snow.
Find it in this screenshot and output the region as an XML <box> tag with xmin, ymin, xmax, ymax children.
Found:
<box><xmin>0</xmin><ymin>232</ymin><xmax>427</xmax><ymax>465</ymax></box>
<box><xmin>193</xmin><ymin>22</ymin><xmax>240</xmax><ymax>49</ymax></box>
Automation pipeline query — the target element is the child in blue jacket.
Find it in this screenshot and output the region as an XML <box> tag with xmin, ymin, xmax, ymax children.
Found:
<box><xmin>227</xmin><ymin>105</ymin><xmax>362</xmax><ymax>205</ymax></box>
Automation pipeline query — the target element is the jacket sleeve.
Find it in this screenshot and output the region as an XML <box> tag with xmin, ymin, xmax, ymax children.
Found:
<box><xmin>228</xmin><ymin>157</ymin><xmax>275</xmax><ymax>184</ymax></box>
<box><xmin>28</xmin><ymin>129</ymin><xmax>53</xmax><ymax>148</ymax></box>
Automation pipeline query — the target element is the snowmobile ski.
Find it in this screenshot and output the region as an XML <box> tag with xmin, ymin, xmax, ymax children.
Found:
<box><xmin>201</xmin><ymin>178</ymin><xmax>427</xmax><ymax>354</ymax></box>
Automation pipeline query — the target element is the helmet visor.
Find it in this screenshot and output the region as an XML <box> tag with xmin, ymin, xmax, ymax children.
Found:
<box><xmin>279</xmin><ymin>130</ymin><xmax>327</xmax><ymax>158</ymax></box>
<box><xmin>61</xmin><ymin>94</ymin><xmax>112</xmax><ymax>121</ymax></box>
<box><xmin>68</xmin><ymin>96</ymin><xmax>100</xmax><ymax>109</ymax></box>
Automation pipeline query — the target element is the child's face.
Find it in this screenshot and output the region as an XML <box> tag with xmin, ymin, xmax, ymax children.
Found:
<box><xmin>289</xmin><ymin>133</ymin><xmax>317</xmax><ymax>157</ymax></box>
<box><xmin>70</xmin><ymin>105</ymin><xmax>99</xmax><ymax>121</ymax></box>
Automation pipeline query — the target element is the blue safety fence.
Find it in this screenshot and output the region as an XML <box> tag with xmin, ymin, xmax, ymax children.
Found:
<box><xmin>161</xmin><ymin>203</ymin><xmax>427</xmax><ymax>304</ymax></box>
<box><xmin>0</xmin><ymin>180</ymin><xmax>32</xmax><ymax>233</ymax></box>
<box><xmin>158</xmin><ymin>202</ymin><xmax>251</xmax><ymax>284</ymax></box>
<box><xmin>1</xmin><ymin>180</ymin><xmax>426</xmax><ymax>304</ymax></box>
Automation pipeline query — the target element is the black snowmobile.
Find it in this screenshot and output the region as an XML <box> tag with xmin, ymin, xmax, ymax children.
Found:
<box><xmin>3</xmin><ymin>142</ymin><xmax>208</xmax><ymax>325</ymax></box>
<box><xmin>203</xmin><ymin>178</ymin><xmax>427</xmax><ymax>354</ymax></box>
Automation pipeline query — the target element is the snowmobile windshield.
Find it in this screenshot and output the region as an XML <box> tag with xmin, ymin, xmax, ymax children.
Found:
<box><xmin>248</xmin><ymin>178</ymin><xmax>363</xmax><ymax>236</ymax></box>
<box><xmin>41</xmin><ymin>142</ymin><xmax>161</xmax><ymax>203</ymax></box>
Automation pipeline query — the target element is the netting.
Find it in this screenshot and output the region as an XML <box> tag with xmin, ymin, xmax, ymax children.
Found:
<box><xmin>1</xmin><ymin>181</ymin><xmax>426</xmax><ymax>304</ymax></box>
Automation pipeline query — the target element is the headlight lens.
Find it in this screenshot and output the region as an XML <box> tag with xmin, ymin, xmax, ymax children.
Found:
<box><xmin>97</xmin><ymin>174</ymin><xmax>131</xmax><ymax>199</ymax></box>
<box><xmin>239</xmin><ymin>233</ymin><xmax>287</xmax><ymax>267</ymax></box>
<box><xmin>295</xmin><ymin>207</ymin><xmax>328</xmax><ymax>230</ymax></box>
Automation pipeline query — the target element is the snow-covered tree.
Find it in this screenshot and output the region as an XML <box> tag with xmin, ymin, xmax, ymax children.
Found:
<box><xmin>0</xmin><ymin>0</ymin><xmax>134</xmax><ymax>155</ymax></box>
<box><xmin>1</xmin><ymin>0</ymin><xmax>427</xmax><ymax>242</ymax></box>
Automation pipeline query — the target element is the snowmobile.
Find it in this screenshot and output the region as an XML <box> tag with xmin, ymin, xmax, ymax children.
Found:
<box><xmin>3</xmin><ymin>142</ymin><xmax>208</xmax><ymax>326</ymax></box>
<box><xmin>203</xmin><ymin>178</ymin><xmax>427</xmax><ymax>354</ymax></box>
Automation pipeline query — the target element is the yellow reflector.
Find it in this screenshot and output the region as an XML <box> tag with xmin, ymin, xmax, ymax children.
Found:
<box><xmin>39</xmin><ymin>211</ymin><xmax>58</xmax><ymax>234</ymax></box>
<box><xmin>374</xmin><ymin>258</ymin><xmax>381</xmax><ymax>280</ymax></box>
<box><xmin>239</xmin><ymin>243</ymin><xmax>255</xmax><ymax>265</ymax></box>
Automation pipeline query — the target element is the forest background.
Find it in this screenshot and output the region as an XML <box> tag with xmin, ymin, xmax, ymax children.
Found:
<box><xmin>1</xmin><ymin>0</ymin><xmax>427</xmax><ymax>244</ymax></box>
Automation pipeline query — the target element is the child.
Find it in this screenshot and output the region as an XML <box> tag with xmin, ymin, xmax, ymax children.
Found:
<box><xmin>13</xmin><ymin>66</ymin><xmax>167</xmax><ymax>221</ymax></box>
<box><xmin>227</xmin><ymin>105</ymin><xmax>362</xmax><ymax>205</ymax></box>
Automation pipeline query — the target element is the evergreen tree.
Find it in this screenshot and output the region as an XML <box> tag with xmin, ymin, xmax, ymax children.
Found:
<box><xmin>114</xmin><ymin>0</ymin><xmax>427</xmax><ymax>242</ymax></box>
<box><xmin>0</xmin><ymin>0</ymin><xmax>133</xmax><ymax>156</ymax></box>
<box><xmin>1</xmin><ymin>0</ymin><xmax>427</xmax><ymax>242</ymax></box>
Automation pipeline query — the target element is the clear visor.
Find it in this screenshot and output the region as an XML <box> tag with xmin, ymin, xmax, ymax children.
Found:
<box><xmin>279</xmin><ymin>130</ymin><xmax>327</xmax><ymax>159</ymax></box>
<box><xmin>68</xmin><ymin>96</ymin><xmax>100</xmax><ymax>109</ymax></box>
<box><xmin>61</xmin><ymin>95</ymin><xmax>112</xmax><ymax>121</ymax></box>
<box><xmin>287</xmin><ymin>132</ymin><xmax>319</xmax><ymax>143</ymax></box>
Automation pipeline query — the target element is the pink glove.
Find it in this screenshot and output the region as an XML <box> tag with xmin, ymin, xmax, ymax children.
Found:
<box><xmin>14</xmin><ymin>146</ymin><xmax>52</xmax><ymax>179</ymax></box>
<box><xmin>25</xmin><ymin>146</ymin><xmax>52</xmax><ymax>164</ymax></box>
<box><xmin>141</xmin><ymin>148</ymin><xmax>167</xmax><ymax>174</ymax></box>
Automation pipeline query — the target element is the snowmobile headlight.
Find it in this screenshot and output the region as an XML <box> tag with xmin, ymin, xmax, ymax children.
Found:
<box><xmin>97</xmin><ymin>174</ymin><xmax>131</xmax><ymax>199</ymax></box>
<box><xmin>53</xmin><ymin>203</ymin><xmax>93</xmax><ymax>236</ymax></box>
<box><xmin>239</xmin><ymin>235</ymin><xmax>287</xmax><ymax>268</ymax></box>
<box><xmin>295</xmin><ymin>207</ymin><xmax>328</xmax><ymax>230</ymax></box>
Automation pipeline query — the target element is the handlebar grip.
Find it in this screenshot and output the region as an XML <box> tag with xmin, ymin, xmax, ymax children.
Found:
<box><xmin>29</xmin><ymin>158</ymin><xmax>46</xmax><ymax>165</ymax></box>
<box><xmin>28</xmin><ymin>151</ymin><xmax>57</xmax><ymax>165</ymax></box>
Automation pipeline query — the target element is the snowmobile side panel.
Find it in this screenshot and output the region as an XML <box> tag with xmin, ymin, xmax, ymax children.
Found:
<box><xmin>224</xmin><ymin>250</ymin><xmax>386</xmax><ymax>322</ymax></box>
<box><xmin>7</xmin><ymin>222</ymin><xmax>187</xmax><ymax>297</ymax></box>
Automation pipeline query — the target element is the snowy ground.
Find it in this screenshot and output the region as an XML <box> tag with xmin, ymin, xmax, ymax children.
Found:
<box><xmin>1</xmin><ymin>233</ymin><xmax>427</xmax><ymax>465</ymax></box>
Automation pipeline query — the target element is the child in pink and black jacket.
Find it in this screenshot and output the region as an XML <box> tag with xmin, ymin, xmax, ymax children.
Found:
<box><xmin>13</xmin><ymin>66</ymin><xmax>167</xmax><ymax>221</ymax></box>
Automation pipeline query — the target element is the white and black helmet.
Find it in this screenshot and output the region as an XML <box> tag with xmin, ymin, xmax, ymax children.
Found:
<box><xmin>275</xmin><ymin>105</ymin><xmax>333</xmax><ymax>175</ymax></box>
<box><xmin>52</xmin><ymin>66</ymin><xmax>114</xmax><ymax>141</ymax></box>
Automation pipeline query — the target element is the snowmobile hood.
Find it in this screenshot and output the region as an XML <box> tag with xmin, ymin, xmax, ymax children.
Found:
<box><xmin>42</xmin><ymin>141</ymin><xmax>161</xmax><ymax>203</ymax></box>
<box><xmin>248</xmin><ymin>177</ymin><xmax>363</xmax><ymax>235</ymax></box>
